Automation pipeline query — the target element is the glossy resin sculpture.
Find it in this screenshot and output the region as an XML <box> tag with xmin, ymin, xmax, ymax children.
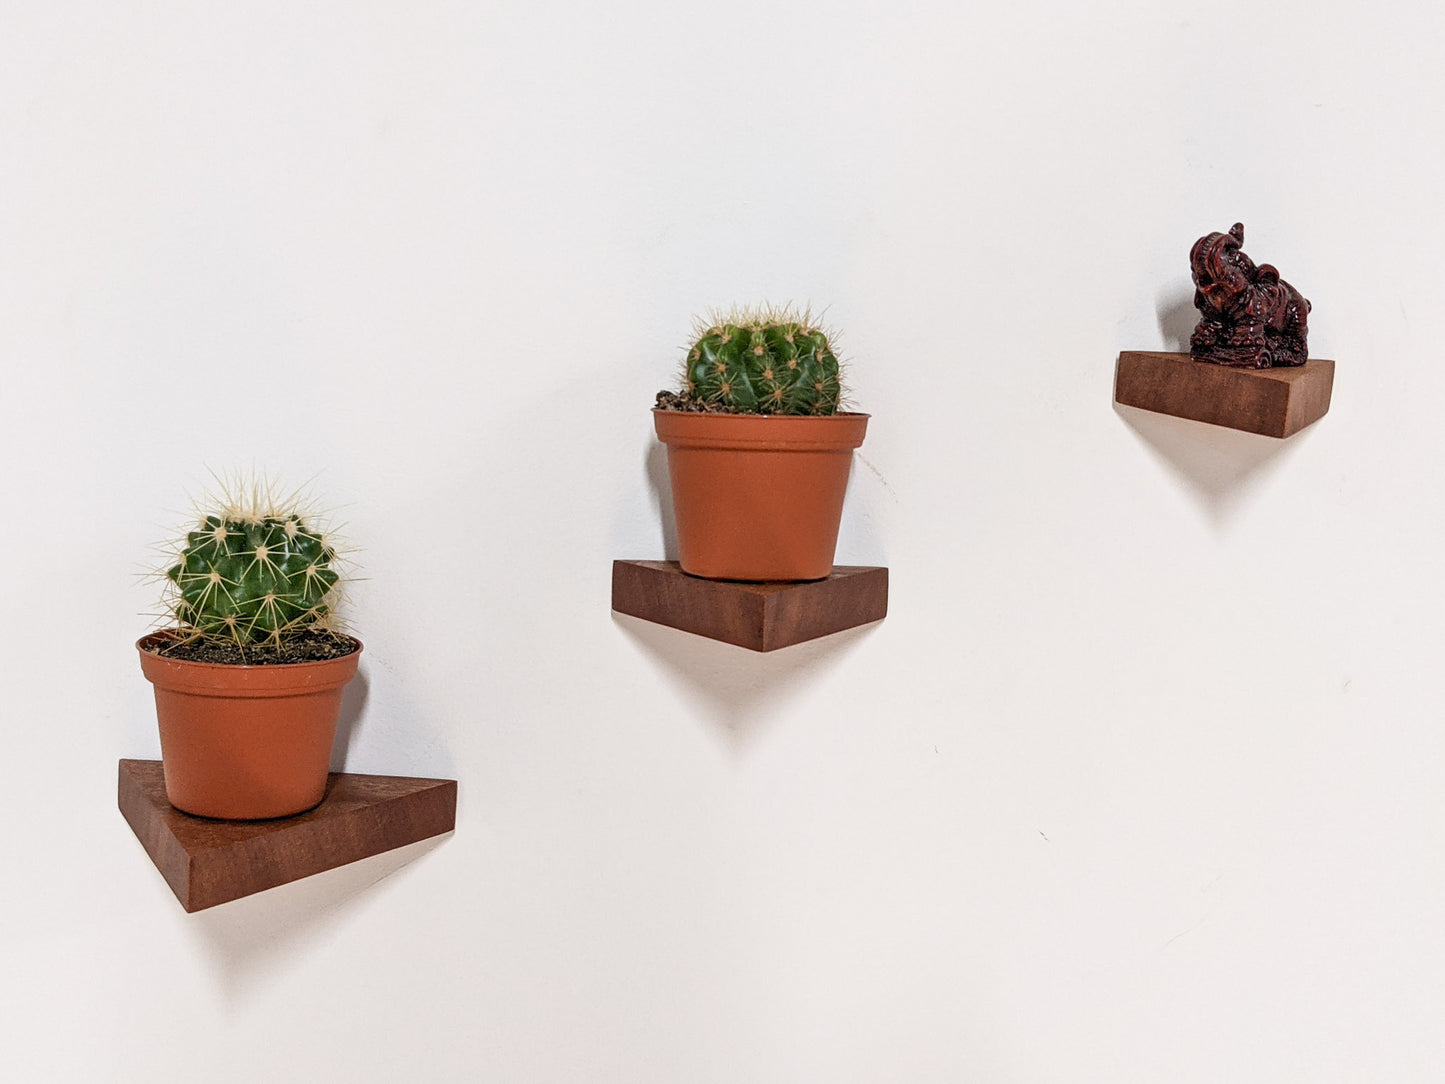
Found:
<box><xmin>1190</xmin><ymin>223</ymin><xmax>1311</xmax><ymax>369</ymax></box>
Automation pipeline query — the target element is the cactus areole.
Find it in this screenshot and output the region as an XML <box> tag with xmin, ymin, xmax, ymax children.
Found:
<box><xmin>655</xmin><ymin>308</ymin><xmax>868</xmax><ymax>581</ymax></box>
<box><xmin>139</xmin><ymin>483</ymin><xmax>362</xmax><ymax>820</ymax></box>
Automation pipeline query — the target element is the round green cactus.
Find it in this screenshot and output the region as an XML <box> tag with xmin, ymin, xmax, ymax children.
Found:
<box><xmin>164</xmin><ymin>494</ymin><xmax>342</xmax><ymax>646</ymax></box>
<box><xmin>682</xmin><ymin>307</ymin><xmax>843</xmax><ymax>415</ymax></box>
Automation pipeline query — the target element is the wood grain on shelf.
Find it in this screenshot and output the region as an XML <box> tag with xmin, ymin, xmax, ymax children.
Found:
<box><xmin>1115</xmin><ymin>351</ymin><xmax>1334</xmax><ymax>438</ymax></box>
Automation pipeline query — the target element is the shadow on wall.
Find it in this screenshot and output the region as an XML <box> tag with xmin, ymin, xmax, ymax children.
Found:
<box><xmin>612</xmin><ymin>612</ymin><xmax>880</xmax><ymax>752</ymax></box>
<box><xmin>646</xmin><ymin>440</ymin><xmax>678</xmax><ymax>561</ymax></box>
<box><xmin>1113</xmin><ymin>399</ymin><xmax>1312</xmax><ymax>526</ymax></box>
<box><xmin>1156</xmin><ymin>285</ymin><xmax>1197</xmax><ymax>352</ymax></box>
<box><xmin>1110</xmin><ymin>287</ymin><xmax>1315</xmax><ymax>525</ymax></box>
<box><xmin>320</xmin><ymin>631</ymin><xmax>456</xmax><ymax>785</ymax></box>
<box><xmin>329</xmin><ymin>669</ymin><xmax>369</xmax><ymax>771</ymax></box>
<box><xmin>184</xmin><ymin>833</ymin><xmax>449</xmax><ymax>1006</ymax></box>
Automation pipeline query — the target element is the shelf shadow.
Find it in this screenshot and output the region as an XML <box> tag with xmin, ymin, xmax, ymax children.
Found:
<box><xmin>186</xmin><ymin>833</ymin><xmax>450</xmax><ymax>1004</ymax></box>
<box><xmin>1114</xmin><ymin>398</ymin><xmax>1311</xmax><ymax>526</ymax></box>
<box><xmin>1118</xmin><ymin>290</ymin><xmax>1318</xmax><ymax>524</ymax></box>
<box><xmin>613</xmin><ymin>611</ymin><xmax>879</xmax><ymax>751</ymax></box>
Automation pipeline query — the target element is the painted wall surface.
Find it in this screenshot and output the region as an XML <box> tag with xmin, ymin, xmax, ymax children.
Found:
<box><xmin>3</xmin><ymin>2</ymin><xmax>1443</xmax><ymax>1080</ymax></box>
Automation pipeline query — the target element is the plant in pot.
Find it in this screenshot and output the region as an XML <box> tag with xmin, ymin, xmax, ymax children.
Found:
<box><xmin>653</xmin><ymin>305</ymin><xmax>868</xmax><ymax>581</ymax></box>
<box><xmin>137</xmin><ymin>481</ymin><xmax>361</xmax><ymax>820</ymax></box>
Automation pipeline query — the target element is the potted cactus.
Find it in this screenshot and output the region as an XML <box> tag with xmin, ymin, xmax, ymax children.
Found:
<box><xmin>653</xmin><ymin>306</ymin><xmax>868</xmax><ymax>581</ymax></box>
<box><xmin>137</xmin><ymin>481</ymin><xmax>361</xmax><ymax>820</ymax></box>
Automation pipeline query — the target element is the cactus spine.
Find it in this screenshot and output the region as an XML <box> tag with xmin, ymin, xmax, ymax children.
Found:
<box><xmin>161</xmin><ymin>481</ymin><xmax>344</xmax><ymax>647</ymax></box>
<box><xmin>683</xmin><ymin>306</ymin><xmax>843</xmax><ymax>415</ymax></box>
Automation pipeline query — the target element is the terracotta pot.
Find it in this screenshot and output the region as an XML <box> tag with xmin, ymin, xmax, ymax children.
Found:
<box><xmin>137</xmin><ymin>632</ymin><xmax>362</xmax><ymax>820</ymax></box>
<box><xmin>654</xmin><ymin>410</ymin><xmax>869</xmax><ymax>581</ymax></box>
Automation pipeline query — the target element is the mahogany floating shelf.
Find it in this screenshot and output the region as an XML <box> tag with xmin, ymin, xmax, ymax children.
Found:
<box><xmin>1115</xmin><ymin>351</ymin><xmax>1334</xmax><ymax>438</ymax></box>
<box><xmin>612</xmin><ymin>560</ymin><xmax>887</xmax><ymax>652</ymax></box>
<box><xmin>118</xmin><ymin>759</ymin><xmax>456</xmax><ymax>912</ymax></box>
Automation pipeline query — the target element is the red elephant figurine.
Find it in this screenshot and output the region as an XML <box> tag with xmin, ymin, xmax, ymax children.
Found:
<box><xmin>1190</xmin><ymin>223</ymin><xmax>1311</xmax><ymax>368</ymax></box>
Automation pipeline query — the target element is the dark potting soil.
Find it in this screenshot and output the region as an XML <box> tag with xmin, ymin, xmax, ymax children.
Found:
<box><xmin>146</xmin><ymin>629</ymin><xmax>359</xmax><ymax>665</ymax></box>
<box><xmin>653</xmin><ymin>390</ymin><xmax>746</xmax><ymax>413</ymax></box>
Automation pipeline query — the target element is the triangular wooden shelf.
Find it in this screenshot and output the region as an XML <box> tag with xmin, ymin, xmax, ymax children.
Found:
<box><xmin>1115</xmin><ymin>351</ymin><xmax>1334</xmax><ymax>437</ymax></box>
<box><xmin>118</xmin><ymin>759</ymin><xmax>456</xmax><ymax>912</ymax></box>
<box><xmin>612</xmin><ymin>560</ymin><xmax>888</xmax><ymax>651</ymax></box>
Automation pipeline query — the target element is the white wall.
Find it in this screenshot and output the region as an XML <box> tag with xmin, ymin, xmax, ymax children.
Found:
<box><xmin>3</xmin><ymin>1</ymin><xmax>1443</xmax><ymax>1080</ymax></box>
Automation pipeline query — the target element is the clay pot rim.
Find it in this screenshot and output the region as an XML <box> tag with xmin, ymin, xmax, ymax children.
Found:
<box><xmin>654</xmin><ymin>408</ymin><xmax>868</xmax><ymax>452</ymax></box>
<box><xmin>651</xmin><ymin>408</ymin><xmax>870</xmax><ymax>419</ymax></box>
<box><xmin>136</xmin><ymin>629</ymin><xmax>364</xmax><ymax>670</ymax></box>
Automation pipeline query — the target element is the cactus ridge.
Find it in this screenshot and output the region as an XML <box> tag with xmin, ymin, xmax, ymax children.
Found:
<box><xmin>682</xmin><ymin>305</ymin><xmax>844</xmax><ymax>415</ymax></box>
<box><xmin>156</xmin><ymin>476</ymin><xmax>347</xmax><ymax>647</ymax></box>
